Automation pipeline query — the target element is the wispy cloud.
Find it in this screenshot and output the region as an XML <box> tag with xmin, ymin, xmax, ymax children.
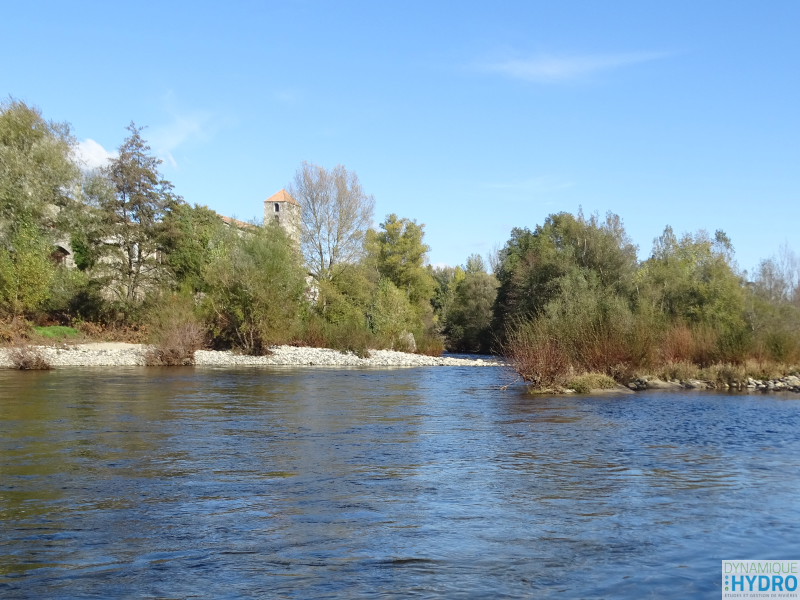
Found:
<box><xmin>147</xmin><ymin>92</ymin><xmax>218</xmax><ymax>170</ymax></box>
<box><xmin>479</xmin><ymin>51</ymin><xmax>669</xmax><ymax>83</ymax></box>
<box><xmin>149</xmin><ymin>111</ymin><xmax>214</xmax><ymax>169</ymax></box>
<box><xmin>74</xmin><ymin>139</ymin><xmax>117</xmax><ymax>170</ymax></box>
<box><xmin>486</xmin><ymin>177</ymin><xmax>575</xmax><ymax>194</ymax></box>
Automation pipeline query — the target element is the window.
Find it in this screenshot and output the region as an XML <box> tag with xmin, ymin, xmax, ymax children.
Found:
<box><xmin>274</xmin><ymin>215</ymin><xmax>280</xmax><ymax>222</ymax></box>
<box><xmin>274</xmin><ymin>203</ymin><xmax>280</xmax><ymax>212</ymax></box>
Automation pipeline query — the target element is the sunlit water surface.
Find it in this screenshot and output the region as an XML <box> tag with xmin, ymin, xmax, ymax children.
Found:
<box><xmin>1</xmin><ymin>366</ymin><xmax>799</xmax><ymax>598</ymax></box>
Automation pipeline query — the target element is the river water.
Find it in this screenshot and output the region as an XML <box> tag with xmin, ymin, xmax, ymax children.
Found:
<box><xmin>1</xmin><ymin>366</ymin><xmax>799</xmax><ymax>598</ymax></box>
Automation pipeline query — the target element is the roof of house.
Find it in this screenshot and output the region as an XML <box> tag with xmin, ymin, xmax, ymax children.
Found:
<box><xmin>265</xmin><ymin>189</ymin><xmax>300</xmax><ymax>207</ymax></box>
<box><xmin>219</xmin><ymin>215</ymin><xmax>256</xmax><ymax>229</ymax></box>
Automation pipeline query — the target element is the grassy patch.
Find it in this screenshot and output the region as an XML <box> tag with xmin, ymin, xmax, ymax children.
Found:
<box><xmin>33</xmin><ymin>326</ymin><xmax>79</xmax><ymax>339</ymax></box>
<box><xmin>567</xmin><ymin>373</ymin><xmax>617</xmax><ymax>394</ymax></box>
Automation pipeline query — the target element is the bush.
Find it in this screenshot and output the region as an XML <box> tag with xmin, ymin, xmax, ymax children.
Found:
<box><xmin>323</xmin><ymin>320</ymin><xmax>374</xmax><ymax>358</ymax></box>
<box><xmin>657</xmin><ymin>361</ymin><xmax>698</xmax><ymax>382</ymax></box>
<box><xmin>568</xmin><ymin>373</ymin><xmax>617</xmax><ymax>393</ymax></box>
<box><xmin>144</xmin><ymin>295</ymin><xmax>206</xmax><ymax>366</ymax></box>
<box><xmin>6</xmin><ymin>341</ymin><xmax>51</xmax><ymax>370</ymax></box>
<box><xmin>701</xmin><ymin>363</ymin><xmax>746</xmax><ymax>388</ymax></box>
<box><xmin>416</xmin><ymin>334</ymin><xmax>445</xmax><ymax>357</ymax></box>
<box><xmin>504</xmin><ymin>320</ymin><xmax>571</xmax><ymax>390</ymax></box>
<box><xmin>370</xmin><ymin>278</ymin><xmax>416</xmax><ymax>346</ymax></box>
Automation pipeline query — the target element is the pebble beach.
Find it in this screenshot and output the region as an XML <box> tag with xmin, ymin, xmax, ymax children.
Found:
<box><xmin>0</xmin><ymin>343</ymin><xmax>505</xmax><ymax>368</ymax></box>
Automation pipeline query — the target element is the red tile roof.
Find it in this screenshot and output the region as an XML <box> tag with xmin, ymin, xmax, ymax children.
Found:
<box><xmin>219</xmin><ymin>215</ymin><xmax>256</xmax><ymax>229</ymax></box>
<box><xmin>265</xmin><ymin>189</ymin><xmax>300</xmax><ymax>207</ymax></box>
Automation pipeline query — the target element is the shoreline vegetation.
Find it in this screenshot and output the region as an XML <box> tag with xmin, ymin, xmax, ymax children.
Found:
<box><xmin>1</xmin><ymin>99</ymin><xmax>799</xmax><ymax>392</ymax></box>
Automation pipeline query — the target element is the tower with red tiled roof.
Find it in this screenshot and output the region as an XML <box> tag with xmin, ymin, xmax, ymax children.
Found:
<box><xmin>264</xmin><ymin>189</ymin><xmax>301</xmax><ymax>244</ymax></box>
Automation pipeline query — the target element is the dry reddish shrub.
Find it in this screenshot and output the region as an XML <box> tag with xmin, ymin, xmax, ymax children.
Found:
<box><xmin>504</xmin><ymin>323</ymin><xmax>571</xmax><ymax>390</ymax></box>
<box><xmin>74</xmin><ymin>320</ymin><xmax>104</xmax><ymax>338</ymax></box>
<box><xmin>144</xmin><ymin>296</ymin><xmax>206</xmax><ymax>366</ymax></box>
<box><xmin>660</xmin><ymin>324</ymin><xmax>695</xmax><ymax>363</ymax></box>
<box><xmin>145</xmin><ymin>322</ymin><xmax>206</xmax><ymax>366</ymax></box>
<box><xmin>689</xmin><ymin>325</ymin><xmax>720</xmax><ymax>367</ymax></box>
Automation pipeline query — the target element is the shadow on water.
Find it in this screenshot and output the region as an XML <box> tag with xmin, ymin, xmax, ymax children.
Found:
<box><xmin>1</xmin><ymin>367</ymin><xmax>799</xmax><ymax>598</ymax></box>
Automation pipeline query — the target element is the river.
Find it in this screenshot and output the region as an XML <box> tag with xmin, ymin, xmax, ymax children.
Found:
<box><xmin>1</xmin><ymin>366</ymin><xmax>799</xmax><ymax>598</ymax></box>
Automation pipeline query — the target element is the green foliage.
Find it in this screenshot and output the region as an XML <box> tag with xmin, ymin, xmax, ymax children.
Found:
<box><xmin>446</xmin><ymin>270</ymin><xmax>499</xmax><ymax>353</ymax></box>
<box><xmin>43</xmin><ymin>264</ymin><xmax>92</xmax><ymax>316</ymax></box>
<box><xmin>33</xmin><ymin>325</ymin><xmax>79</xmax><ymax>339</ymax></box>
<box><xmin>316</xmin><ymin>263</ymin><xmax>376</xmax><ymax>327</ymax></box>
<box><xmin>568</xmin><ymin>373</ymin><xmax>617</xmax><ymax>394</ymax></box>
<box><xmin>493</xmin><ymin>210</ymin><xmax>638</xmax><ymax>338</ymax></box>
<box><xmin>366</xmin><ymin>214</ymin><xmax>435</xmax><ymax>309</ymax></box>
<box><xmin>637</xmin><ymin>227</ymin><xmax>745</xmax><ymax>331</ymax></box>
<box><xmin>430</xmin><ymin>265</ymin><xmax>464</xmax><ymax>326</ymax></box>
<box><xmin>85</xmin><ymin>124</ymin><xmax>180</xmax><ymax>304</ymax></box>
<box><xmin>0</xmin><ymin>220</ymin><xmax>56</xmax><ymax>317</ymax></box>
<box><xmin>0</xmin><ymin>98</ymin><xmax>79</xmax><ymax>234</ymax></box>
<box><xmin>370</xmin><ymin>278</ymin><xmax>417</xmax><ymax>342</ymax></box>
<box><xmin>203</xmin><ymin>222</ymin><xmax>306</xmax><ymax>354</ymax></box>
<box><xmin>162</xmin><ymin>203</ymin><xmax>227</xmax><ymax>292</ymax></box>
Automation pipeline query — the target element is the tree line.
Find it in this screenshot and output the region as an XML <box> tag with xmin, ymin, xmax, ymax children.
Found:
<box><xmin>1</xmin><ymin>98</ymin><xmax>798</xmax><ymax>380</ymax></box>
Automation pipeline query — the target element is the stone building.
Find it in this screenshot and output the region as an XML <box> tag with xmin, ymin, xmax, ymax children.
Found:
<box><xmin>263</xmin><ymin>189</ymin><xmax>301</xmax><ymax>244</ymax></box>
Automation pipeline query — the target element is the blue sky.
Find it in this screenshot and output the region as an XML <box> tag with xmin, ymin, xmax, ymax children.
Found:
<box><xmin>2</xmin><ymin>1</ymin><xmax>798</xmax><ymax>272</ymax></box>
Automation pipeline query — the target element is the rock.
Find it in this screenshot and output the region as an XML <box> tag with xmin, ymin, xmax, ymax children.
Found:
<box><xmin>645</xmin><ymin>378</ymin><xmax>683</xmax><ymax>390</ymax></box>
<box><xmin>683</xmin><ymin>379</ymin><xmax>707</xmax><ymax>389</ymax></box>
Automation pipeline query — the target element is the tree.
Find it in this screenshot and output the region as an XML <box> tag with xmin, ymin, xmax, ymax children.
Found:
<box><xmin>366</xmin><ymin>214</ymin><xmax>435</xmax><ymax>309</ymax></box>
<box><xmin>288</xmin><ymin>161</ymin><xmax>375</xmax><ymax>282</ymax></box>
<box><xmin>0</xmin><ymin>220</ymin><xmax>55</xmax><ymax>317</ymax></box>
<box><xmin>203</xmin><ymin>221</ymin><xmax>307</xmax><ymax>354</ymax></box>
<box><xmin>446</xmin><ymin>268</ymin><xmax>499</xmax><ymax>353</ymax></box>
<box><xmin>638</xmin><ymin>226</ymin><xmax>745</xmax><ymax>330</ymax></box>
<box><xmin>430</xmin><ymin>265</ymin><xmax>464</xmax><ymax>326</ymax></box>
<box><xmin>161</xmin><ymin>203</ymin><xmax>227</xmax><ymax>293</ymax></box>
<box><xmin>0</xmin><ymin>98</ymin><xmax>79</xmax><ymax>239</ymax></box>
<box><xmin>88</xmin><ymin>124</ymin><xmax>180</xmax><ymax>304</ymax></box>
<box><xmin>492</xmin><ymin>210</ymin><xmax>639</xmax><ymax>338</ymax></box>
<box><xmin>0</xmin><ymin>98</ymin><xmax>79</xmax><ymax>318</ymax></box>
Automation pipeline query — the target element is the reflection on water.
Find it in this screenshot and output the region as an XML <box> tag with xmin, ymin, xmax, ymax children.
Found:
<box><xmin>1</xmin><ymin>367</ymin><xmax>799</xmax><ymax>598</ymax></box>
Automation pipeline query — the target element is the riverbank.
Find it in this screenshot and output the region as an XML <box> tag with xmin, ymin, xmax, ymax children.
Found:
<box><xmin>0</xmin><ymin>343</ymin><xmax>505</xmax><ymax>368</ymax></box>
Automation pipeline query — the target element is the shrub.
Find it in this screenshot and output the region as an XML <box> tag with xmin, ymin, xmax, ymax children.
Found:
<box><xmin>701</xmin><ymin>363</ymin><xmax>746</xmax><ymax>388</ymax></box>
<box><xmin>568</xmin><ymin>373</ymin><xmax>617</xmax><ymax>393</ymax></box>
<box><xmin>657</xmin><ymin>361</ymin><xmax>698</xmax><ymax>382</ymax></box>
<box><xmin>416</xmin><ymin>334</ymin><xmax>445</xmax><ymax>357</ymax></box>
<box><xmin>324</xmin><ymin>321</ymin><xmax>374</xmax><ymax>359</ymax></box>
<box><xmin>504</xmin><ymin>320</ymin><xmax>571</xmax><ymax>390</ymax></box>
<box><xmin>6</xmin><ymin>341</ymin><xmax>51</xmax><ymax>370</ymax></box>
<box><xmin>370</xmin><ymin>278</ymin><xmax>416</xmax><ymax>346</ymax></box>
<box><xmin>144</xmin><ymin>295</ymin><xmax>206</xmax><ymax>366</ymax></box>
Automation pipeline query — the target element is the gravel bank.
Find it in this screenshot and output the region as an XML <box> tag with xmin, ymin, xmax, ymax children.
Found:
<box><xmin>0</xmin><ymin>344</ymin><xmax>504</xmax><ymax>368</ymax></box>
